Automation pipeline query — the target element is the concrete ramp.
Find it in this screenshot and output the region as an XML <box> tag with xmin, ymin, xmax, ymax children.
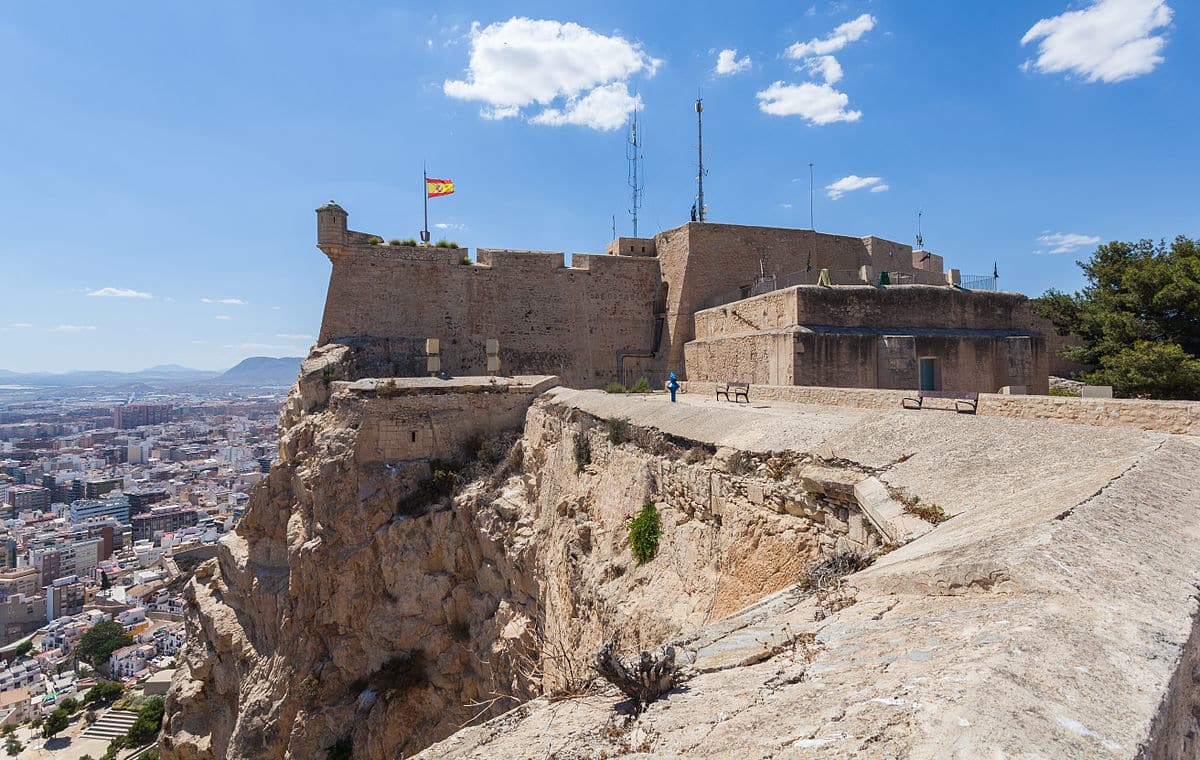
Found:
<box><xmin>418</xmin><ymin>390</ymin><xmax>1200</xmax><ymax>759</ymax></box>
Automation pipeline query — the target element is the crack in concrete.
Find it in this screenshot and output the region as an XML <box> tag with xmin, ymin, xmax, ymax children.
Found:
<box><xmin>1054</xmin><ymin>438</ymin><xmax>1167</xmax><ymax>521</ymax></box>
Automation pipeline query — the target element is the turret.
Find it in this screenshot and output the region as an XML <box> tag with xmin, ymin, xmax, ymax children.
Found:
<box><xmin>316</xmin><ymin>201</ymin><xmax>348</xmax><ymax>261</ymax></box>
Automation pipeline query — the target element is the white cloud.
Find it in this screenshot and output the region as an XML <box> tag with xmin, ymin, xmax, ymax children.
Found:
<box><xmin>5</xmin><ymin>323</ymin><xmax>32</xmax><ymax>329</ymax></box>
<box><xmin>714</xmin><ymin>48</ymin><xmax>751</xmax><ymax>76</ymax></box>
<box><xmin>1035</xmin><ymin>232</ymin><xmax>1101</xmax><ymax>254</ymax></box>
<box><xmin>528</xmin><ymin>82</ymin><xmax>641</xmax><ymax>130</ymax></box>
<box><xmin>756</xmin><ymin>81</ymin><xmax>861</xmax><ymax>125</ymax></box>
<box><xmin>803</xmin><ymin>55</ymin><xmax>843</xmax><ymax>84</ymax></box>
<box><xmin>444</xmin><ymin>17</ymin><xmax>659</xmax><ymax>131</ymax></box>
<box><xmin>1021</xmin><ymin>0</ymin><xmax>1173</xmax><ymax>83</ymax></box>
<box><xmin>87</xmin><ymin>287</ymin><xmax>152</xmax><ymax>299</ymax></box>
<box><xmin>275</xmin><ymin>334</ymin><xmax>314</xmax><ymax>341</ymax></box>
<box><xmin>763</xmin><ymin>16</ymin><xmax>872</xmax><ymax>125</ymax></box>
<box><xmin>201</xmin><ymin>297</ymin><xmax>246</xmax><ymax>305</ymax></box>
<box><xmin>215</xmin><ymin>315</ymin><xmax>233</xmax><ymax>321</ymax></box>
<box><xmin>870</xmin><ymin>183</ymin><xmax>890</xmax><ymax>193</ymax></box>
<box><xmin>53</xmin><ymin>324</ymin><xmax>97</xmax><ymax>332</ymax></box>
<box><xmin>786</xmin><ymin>13</ymin><xmax>876</xmax><ymax>58</ymax></box>
<box><xmin>433</xmin><ymin>222</ymin><xmax>466</xmax><ymax>230</ymax></box>
<box><xmin>825</xmin><ymin>175</ymin><xmax>887</xmax><ymax>199</ymax></box>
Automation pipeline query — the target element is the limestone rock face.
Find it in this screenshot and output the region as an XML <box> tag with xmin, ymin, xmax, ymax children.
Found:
<box><xmin>162</xmin><ymin>349</ymin><xmax>835</xmax><ymax>759</ymax></box>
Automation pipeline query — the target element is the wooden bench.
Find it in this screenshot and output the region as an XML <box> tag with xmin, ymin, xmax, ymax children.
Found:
<box><xmin>716</xmin><ymin>381</ymin><xmax>750</xmax><ymax>403</ymax></box>
<box><xmin>902</xmin><ymin>390</ymin><xmax>978</xmax><ymax>414</ymax></box>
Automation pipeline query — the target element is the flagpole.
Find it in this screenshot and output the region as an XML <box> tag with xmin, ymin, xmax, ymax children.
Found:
<box><xmin>422</xmin><ymin>164</ymin><xmax>429</xmax><ymax>244</ymax></box>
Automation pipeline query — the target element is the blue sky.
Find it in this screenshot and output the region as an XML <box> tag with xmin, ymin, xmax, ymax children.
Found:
<box><xmin>0</xmin><ymin>0</ymin><xmax>1194</xmax><ymax>372</ymax></box>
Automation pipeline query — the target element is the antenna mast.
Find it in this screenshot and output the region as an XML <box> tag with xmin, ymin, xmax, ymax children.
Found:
<box><xmin>627</xmin><ymin>110</ymin><xmax>644</xmax><ymax>237</ymax></box>
<box><xmin>915</xmin><ymin>210</ymin><xmax>924</xmax><ymax>251</ymax></box>
<box><xmin>695</xmin><ymin>97</ymin><xmax>706</xmax><ymax>222</ymax></box>
<box><xmin>808</xmin><ymin>162</ymin><xmax>814</xmax><ymax>230</ymax></box>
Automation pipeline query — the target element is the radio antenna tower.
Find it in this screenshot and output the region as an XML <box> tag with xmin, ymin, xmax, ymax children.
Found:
<box><xmin>916</xmin><ymin>210</ymin><xmax>931</xmax><ymax>261</ymax></box>
<box><xmin>695</xmin><ymin>96</ymin><xmax>707</xmax><ymax>222</ymax></box>
<box><xmin>627</xmin><ymin>110</ymin><xmax>644</xmax><ymax>237</ymax></box>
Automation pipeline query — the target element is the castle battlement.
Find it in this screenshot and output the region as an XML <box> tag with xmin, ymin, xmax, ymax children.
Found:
<box><xmin>313</xmin><ymin>203</ymin><xmax>1046</xmax><ymax>393</ymax></box>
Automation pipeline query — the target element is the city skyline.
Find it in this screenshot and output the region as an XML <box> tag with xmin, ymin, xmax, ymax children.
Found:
<box><xmin>1</xmin><ymin>0</ymin><xmax>1195</xmax><ymax>372</ymax></box>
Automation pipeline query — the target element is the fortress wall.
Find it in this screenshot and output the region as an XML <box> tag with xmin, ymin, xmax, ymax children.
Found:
<box><xmin>693</xmin><ymin>288</ymin><xmax>799</xmax><ymax>339</ymax></box>
<box><xmin>683</xmin><ymin>331</ymin><xmax>796</xmax><ymax>386</ymax></box>
<box><xmin>605</xmin><ymin>237</ymin><xmax>657</xmax><ymax>257</ymax></box>
<box><xmin>317</xmin><ymin>243</ymin><xmax>660</xmax><ymax>387</ymax></box>
<box><xmin>694</xmin><ymin>286</ymin><xmax>1041</xmax><ymax>337</ymax></box>
<box><xmin>655</xmin><ymin>223</ymin><xmax>954</xmax><ymax>376</ymax></box>
<box><xmin>686</xmin><ymin>329</ymin><xmax>1047</xmax><ymax>394</ymax></box>
<box><xmin>790</xmin><ymin>285</ymin><xmax>1037</xmax><ymax>331</ymax></box>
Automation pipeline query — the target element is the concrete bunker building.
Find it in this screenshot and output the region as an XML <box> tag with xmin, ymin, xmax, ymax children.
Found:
<box><xmin>315</xmin><ymin>202</ymin><xmax>1047</xmax><ymax>394</ymax></box>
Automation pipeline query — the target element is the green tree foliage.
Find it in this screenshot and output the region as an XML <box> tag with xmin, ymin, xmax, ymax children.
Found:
<box><xmin>100</xmin><ymin>736</ymin><xmax>126</xmax><ymax>760</ymax></box>
<box><xmin>11</xmin><ymin>641</ymin><xmax>32</xmax><ymax>658</ymax></box>
<box><xmin>42</xmin><ymin>708</ymin><xmax>69</xmax><ymax>739</ymax></box>
<box><xmin>100</xmin><ymin>570</ymin><xmax>111</xmax><ymax>590</ymax></box>
<box><xmin>77</xmin><ymin>621</ymin><xmax>133</xmax><ymax>669</ymax></box>
<box><xmin>60</xmin><ymin>697</ymin><xmax>79</xmax><ymax>713</ymax></box>
<box><xmin>125</xmin><ymin>696</ymin><xmax>165</xmax><ymax>746</ymax></box>
<box><xmin>627</xmin><ymin>502</ymin><xmax>662</xmax><ymax>564</ymax></box>
<box><xmin>4</xmin><ymin>738</ymin><xmax>22</xmax><ymax>756</ymax></box>
<box><xmin>84</xmin><ymin>680</ymin><xmax>125</xmax><ymax>705</ymax></box>
<box><xmin>629</xmin><ymin>377</ymin><xmax>653</xmax><ymax>393</ymax></box>
<box><xmin>1034</xmin><ymin>236</ymin><xmax>1200</xmax><ymax>399</ymax></box>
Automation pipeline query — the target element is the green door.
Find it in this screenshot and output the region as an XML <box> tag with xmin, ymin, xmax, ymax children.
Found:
<box><xmin>919</xmin><ymin>358</ymin><xmax>938</xmax><ymax>390</ymax></box>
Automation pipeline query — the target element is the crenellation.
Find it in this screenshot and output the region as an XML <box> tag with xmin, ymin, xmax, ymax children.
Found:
<box><xmin>474</xmin><ymin>249</ymin><xmax>566</xmax><ymax>268</ymax></box>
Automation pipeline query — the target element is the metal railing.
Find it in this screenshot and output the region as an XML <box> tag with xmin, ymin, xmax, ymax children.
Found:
<box><xmin>958</xmin><ymin>274</ymin><xmax>998</xmax><ymax>290</ymax></box>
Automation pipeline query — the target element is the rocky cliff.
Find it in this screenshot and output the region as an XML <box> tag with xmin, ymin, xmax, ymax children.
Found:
<box><xmin>162</xmin><ymin>345</ymin><xmax>873</xmax><ymax>759</ymax></box>
<box><xmin>163</xmin><ymin>348</ymin><xmax>1200</xmax><ymax>758</ymax></box>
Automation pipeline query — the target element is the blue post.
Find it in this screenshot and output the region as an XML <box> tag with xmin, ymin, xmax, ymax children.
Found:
<box><xmin>667</xmin><ymin>372</ymin><xmax>679</xmax><ymax>403</ymax></box>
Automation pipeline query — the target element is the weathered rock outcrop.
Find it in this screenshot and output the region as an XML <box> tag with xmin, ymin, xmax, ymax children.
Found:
<box><xmin>162</xmin><ymin>348</ymin><xmax>870</xmax><ymax>759</ymax></box>
<box><xmin>165</xmin><ymin>357</ymin><xmax>1200</xmax><ymax>759</ymax></box>
<box><xmin>419</xmin><ymin>389</ymin><xmax>1200</xmax><ymax>759</ymax></box>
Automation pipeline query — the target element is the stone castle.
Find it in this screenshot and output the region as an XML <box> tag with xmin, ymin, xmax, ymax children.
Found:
<box><xmin>315</xmin><ymin>202</ymin><xmax>1049</xmax><ymax>395</ymax></box>
<box><xmin>159</xmin><ymin>203</ymin><xmax>1199</xmax><ymax>760</ymax></box>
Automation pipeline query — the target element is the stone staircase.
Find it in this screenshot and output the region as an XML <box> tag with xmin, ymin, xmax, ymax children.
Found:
<box><xmin>81</xmin><ymin>707</ymin><xmax>138</xmax><ymax>740</ymax></box>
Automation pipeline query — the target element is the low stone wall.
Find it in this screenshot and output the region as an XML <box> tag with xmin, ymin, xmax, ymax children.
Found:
<box><xmin>979</xmin><ymin>393</ymin><xmax>1199</xmax><ymax>436</ymax></box>
<box><xmin>681</xmin><ymin>381</ymin><xmax>1200</xmax><ymax>436</ymax></box>
<box><xmin>332</xmin><ymin>375</ymin><xmax>560</xmax><ymax>463</ymax></box>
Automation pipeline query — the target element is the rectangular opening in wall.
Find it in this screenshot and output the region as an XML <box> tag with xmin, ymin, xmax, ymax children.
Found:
<box><xmin>919</xmin><ymin>357</ymin><xmax>941</xmax><ymax>391</ymax></box>
<box><xmin>410</xmin><ymin>431</ymin><xmax>417</xmax><ymax>443</ymax></box>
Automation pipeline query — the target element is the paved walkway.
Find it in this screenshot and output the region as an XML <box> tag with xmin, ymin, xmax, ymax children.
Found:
<box><xmin>422</xmin><ymin>389</ymin><xmax>1200</xmax><ymax>758</ymax></box>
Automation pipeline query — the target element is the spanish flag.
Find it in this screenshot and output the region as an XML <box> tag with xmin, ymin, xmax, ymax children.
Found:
<box><xmin>426</xmin><ymin>178</ymin><xmax>455</xmax><ymax>198</ymax></box>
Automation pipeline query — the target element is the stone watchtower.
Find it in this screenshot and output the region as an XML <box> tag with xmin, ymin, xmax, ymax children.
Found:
<box><xmin>316</xmin><ymin>201</ymin><xmax>349</xmax><ymax>262</ymax></box>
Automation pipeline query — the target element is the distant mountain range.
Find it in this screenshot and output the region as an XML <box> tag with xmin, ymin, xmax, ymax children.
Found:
<box><xmin>211</xmin><ymin>357</ymin><xmax>304</xmax><ymax>387</ymax></box>
<box><xmin>0</xmin><ymin>356</ymin><xmax>303</xmax><ymax>388</ymax></box>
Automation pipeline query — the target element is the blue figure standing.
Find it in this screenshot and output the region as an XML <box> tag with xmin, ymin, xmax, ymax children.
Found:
<box><xmin>667</xmin><ymin>371</ymin><xmax>680</xmax><ymax>403</ymax></box>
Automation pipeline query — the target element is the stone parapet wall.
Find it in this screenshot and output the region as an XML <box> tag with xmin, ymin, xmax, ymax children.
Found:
<box><xmin>681</xmin><ymin>381</ymin><xmax>1200</xmax><ymax>436</ymax></box>
<box><xmin>979</xmin><ymin>393</ymin><xmax>1199</xmax><ymax>436</ymax></box>
<box><xmin>331</xmin><ymin>375</ymin><xmax>559</xmax><ymax>463</ymax></box>
<box><xmin>316</xmin><ymin>239</ymin><xmax>661</xmax><ymax>388</ymax></box>
<box><xmin>692</xmin><ymin>286</ymin><xmax>1040</xmax><ymax>340</ymax></box>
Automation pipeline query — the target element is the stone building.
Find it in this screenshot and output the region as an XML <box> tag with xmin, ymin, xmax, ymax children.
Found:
<box><xmin>313</xmin><ymin>203</ymin><xmax>1047</xmax><ymax>393</ymax></box>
